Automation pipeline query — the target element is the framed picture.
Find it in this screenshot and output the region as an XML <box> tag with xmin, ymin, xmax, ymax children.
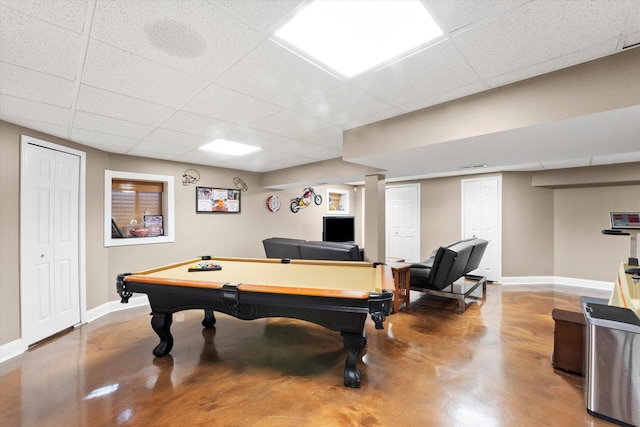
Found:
<box><xmin>196</xmin><ymin>186</ymin><xmax>241</xmax><ymax>213</ymax></box>
<box><xmin>143</xmin><ymin>215</ymin><xmax>164</xmax><ymax>236</ymax></box>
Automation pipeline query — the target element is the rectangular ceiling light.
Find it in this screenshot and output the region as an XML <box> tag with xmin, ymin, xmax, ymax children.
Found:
<box><xmin>275</xmin><ymin>0</ymin><xmax>442</xmax><ymax>78</ymax></box>
<box><xmin>199</xmin><ymin>139</ymin><xmax>261</xmax><ymax>156</ymax></box>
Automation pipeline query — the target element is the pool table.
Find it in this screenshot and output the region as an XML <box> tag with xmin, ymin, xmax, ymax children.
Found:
<box><xmin>117</xmin><ymin>256</ymin><xmax>394</xmax><ymax>387</ymax></box>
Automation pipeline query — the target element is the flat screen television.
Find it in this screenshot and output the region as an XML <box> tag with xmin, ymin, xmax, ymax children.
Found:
<box><xmin>323</xmin><ymin>216</ymin><xmax>355</xmax><ymax>242</ymax></box>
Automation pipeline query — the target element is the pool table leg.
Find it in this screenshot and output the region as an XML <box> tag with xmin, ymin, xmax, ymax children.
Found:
<box><xmin>150</xmin><ymin>312</ymin><xmax>173</xmax><ymax>357</ymax></box>
<box><xmin>342</xmin><ymin>332</ymin><xmax>367</xmax><ymax>388</ymax></box>
<box><xmin>202</xmin><ymin>309</ymin><xmax>216</xmax><ymax>328</ymax></box>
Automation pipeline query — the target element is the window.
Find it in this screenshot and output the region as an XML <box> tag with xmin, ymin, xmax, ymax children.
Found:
<box><xmin>326</xmin><ymin>188</ymin><xmax>350</xmax><ymax>214</ymax></box>
<box><xmin>105</xmin><ymin>171</ymin><xmax>175</xmax><ymax>247</ymax></box>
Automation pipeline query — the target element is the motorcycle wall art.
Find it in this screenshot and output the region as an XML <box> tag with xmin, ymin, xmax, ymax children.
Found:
<box><xmin>290</xmin><ymin>187</ymin><xmax>322</xmax><ymax>213</ymax></box>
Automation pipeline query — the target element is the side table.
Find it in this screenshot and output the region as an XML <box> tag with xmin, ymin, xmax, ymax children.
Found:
<box><xmin>387</xmin><ymin>262</ymin><xmax>411</xmax><ymax>313</ymax></box>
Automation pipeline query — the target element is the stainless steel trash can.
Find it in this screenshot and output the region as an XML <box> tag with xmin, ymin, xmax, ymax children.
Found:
<box><xmin>582</xmin><ymin>299</ymin><xmax>640</xmax><ymax>426</ymax></box>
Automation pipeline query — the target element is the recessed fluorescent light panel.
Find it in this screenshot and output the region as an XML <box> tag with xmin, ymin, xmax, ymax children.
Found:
<box><xmin>199</xmin><ymin>139</ymin><xmax>261</xmax><ymax>156</ymax></box>
<box><xmin>275</xmin><ymin>0</ymin><xmax>442</xmax><ymax>78</ymax></box>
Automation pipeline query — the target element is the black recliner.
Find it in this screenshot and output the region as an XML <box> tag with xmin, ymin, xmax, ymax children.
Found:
<box><xmin>409</xmin><ymin>238</ymin><xmax>488</xmax><ymax>313</ymax></box>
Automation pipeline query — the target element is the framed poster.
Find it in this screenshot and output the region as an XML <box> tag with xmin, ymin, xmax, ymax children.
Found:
<box><xmin>143</xmin><ymin>215</ymin><xmax>164</xmax><ymax>236</ymax></box>
<box><xmin>196</xmin><ymin>186</ymin><xmax>241</xmax><ymax>213</ymax></box>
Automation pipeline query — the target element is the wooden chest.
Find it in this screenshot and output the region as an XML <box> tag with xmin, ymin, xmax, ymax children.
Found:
<box><xmin>551</xmin><ymin>308</ymin><xmax>585</xmax><ymax>375</ymax></box>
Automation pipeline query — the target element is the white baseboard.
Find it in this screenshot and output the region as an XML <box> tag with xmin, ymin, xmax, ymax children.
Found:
<box><xmin>500</xmin><ymin>276</ymin><xmax>613</xmax><ymax>291</ymax></box>
<box><xmin>1</xmin><ymin>295</ymin><xmax>149</xmax><ymax>364</ymax></box>
<box><xmin>499</xmin><ymin>276</ymin><xmax>555</xmax><ymax>285</ymax></box>
<box><xmin>0</xmin><ymin>339</ymin><xmax>28</xmax><ymax>364</ymax></box>
<box><xmin>86</xmin><ymin>295</ymin><xmax>149</xmax><ymax>323</ymax></box>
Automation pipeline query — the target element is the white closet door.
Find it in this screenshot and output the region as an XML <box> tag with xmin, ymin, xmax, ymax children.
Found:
<box><xmin>462</xmin><ymin>176</ymin><xmax>502</xmax><ymax>282</ymax></box>
<box><xmin>22</xmin><ymin>143</ymin><xmax>80</xmax><ymax>345</ymax></box>
<box><xmin>386</xmin><ymin>184</ymin><xmax>420</xmax><ymax>262</ymax></box>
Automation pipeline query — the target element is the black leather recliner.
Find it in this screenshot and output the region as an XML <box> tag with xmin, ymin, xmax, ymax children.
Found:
<box><xmin>409</xmin><ymin>238</ymin><xmax>489</xmax><ymax>313</ymax></box>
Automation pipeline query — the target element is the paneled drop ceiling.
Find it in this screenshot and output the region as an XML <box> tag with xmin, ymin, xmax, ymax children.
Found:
<box><xmin>1</xmin><ymin>0</ymin><xmax>639</xmax><ymax>182</ymax></box>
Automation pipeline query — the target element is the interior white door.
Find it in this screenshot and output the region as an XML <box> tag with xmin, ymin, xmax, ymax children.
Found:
<box><xmin>462</xmin><ymin>177</ymin><xmax>501</xmax><ymax>281</ymax></box>
<box><xmin>23</xmin><ymin>143</ymin><xmax>80</xmax><ymax>345</ymax></box>
<box><xmin>386</xmin><ymin>184</ymin><xmax>420</xmax><ymax>262</ymax></box>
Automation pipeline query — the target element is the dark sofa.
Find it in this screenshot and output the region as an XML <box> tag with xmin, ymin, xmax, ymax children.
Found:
<box><xmin>262</xmin><ymin>237</ymin><xmax>362</xmax><ymax>261</ymax></box>
<box><xmin>409</xmin><ymin>238</ymin><xmax>488</xmax><ymax>313</ymax></box>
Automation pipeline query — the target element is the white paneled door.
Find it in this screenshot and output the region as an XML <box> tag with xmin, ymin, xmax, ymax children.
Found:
<box><xmin>462</xmin><ymin>176</ymin><xmax>502</xmax><ymax>282</ymax></box>
<box><xmin>386</xmin><ymin>184</ymin><xmax>420</xmax><ymax>262</ymax></box>
<box><xmin>22</xmin><ymin>142</ymin><xmax>81</xmax><ymax>345</ymax></box>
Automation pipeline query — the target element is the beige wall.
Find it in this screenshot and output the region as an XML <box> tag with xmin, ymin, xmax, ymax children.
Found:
<box><xmin>502</xmin><ymin>172</ymin><xmax>554</xmax><ymax>277</ymax></box>
<box><xmin>419</xmin><ymin>176</ymin><xmax>462</xmax><ymax>258</ymax></box>
<box><xmin>554</xmin><ymin>185</ymin><xmax>640</xmax><ymax>282</ymax></box>
<box><xmin>0</xmin><ymin>123</ymin><xmax>21</xmax><ymax>345</ymax></box>
<box><xmin>0</xmin><ymin>120</ymin><xmax>357</xmax><ymax>347</ymax></box>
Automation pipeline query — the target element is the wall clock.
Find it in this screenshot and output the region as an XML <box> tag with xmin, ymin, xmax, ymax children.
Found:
<box><xmin>266</xmin><ymin>195</ymin><xmax>281</xmax><ymax>212</ymax></box>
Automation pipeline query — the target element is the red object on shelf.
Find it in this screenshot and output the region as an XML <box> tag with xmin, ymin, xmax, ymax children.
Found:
<box><xmin>130</xmin><ymin>228</ymin><xmax>150</xmax><ymax>237</ymax></box>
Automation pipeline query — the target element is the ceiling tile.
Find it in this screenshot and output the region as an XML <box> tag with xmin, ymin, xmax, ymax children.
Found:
<box><xmin>222</xmin><ymin>128</ymin><xmax>293</xmax><ymax>149</ymax></box>
<box><xmin>298</xmin><ymin>126</ymin><xmax>343</xmax><ymax>149</ymax></box>
<box><xmin>0</xmin><ymin>94</ymin><xmax>71</xmax><ymax>126</ymax></box>
<box><xmin>72</xmin><ymin>111</ymin><xmax>155</xmax><ymax>140</ymax></box>
<box><xmin>182</xmin><ymin>84</ymin><xmax>282</xmax><ymax>125</ymax></box>
<box><xmin>75</xmin><ymin>85</ymin><xmax>175</xmax><ymax>126</ymax></box>
<box><xmin>210</xmin><ymin>0</ymin><xmax>302</xmax><ymax>33</ymax></box>
<box><xmin>425</xmin><ymin>0</ymin><xmax>528</xmax><ymax>33</ymax></box>
<box><xmin>0</xmin><ymin>0</ymin><xmax>88</xmax><ymax>32</ymax></box>
<box><xmin>0</xmin><ymin>0</ymin><xmax>637</xmax><ymax>177</ymax></box>
<box><xmin>0</xmin><ymin>62</ymin><xmax>75</xmax><ymax>107</ymax></box>
<box><xmin>71</xmin><ymin>142</ymin><xmax>130</xmax><ymax>154</ymax></box>
<box><xmin>90</xmin><ymin>0</ymin><xmax>263</xmax><ymax>80</ymax></box>
<box><xmin>70</xmin><ymin>127</ymin><xmax>140</xmax><ymax>150</ymax></box>
<box><xmin>250</xmin><ymin>109</ymin><xmax>332</xmax><ymax>140</ymax></box>
<box><xmin>142</xmin><ymin>128</ymin><xmax>212</xmax><ymax>150</ymax></box>
<box><xmin>270</xmin><ymin>140</ymin><xmax>341</xmax><ymax>161</ymax></box>
<box><xmin>397</xmin><ymin>81</ymin><xmax>485</xmax><ymax>113</ymax></box>
<box><xmin>218</xmin><ymin>149</ymin><xmax>305</xmax><ymax>172</ymax></box>
<box><xmin>81</xmin><ymin>39</ymin><xmax>209</xmax><ymax>107</ymax></box>
<box><xmin>125</xmin><ymin>151</ymin><xmax>181</xmax><ymax>162</ymax></box>
<box><xmin>128</xmin><ymin>139</ymin><xmax>195</xmax><ymax>156</ymax></box>
<box><xmin>0</xmin><ymin>5</ymin><xmax>81</xmax><ymax>79</ymax></box>
<box><xmin>215</xmin><ymin>39</ymin><xmax>343</xmax><ymax>108</ymax></box>
<box><xmin>453</xmin><ymin>0</ymin><xmax>632</xmax><ymax>80</ymax></box>
<box><xmin>624</xmin><ymin>3</ymin><xmax>640</xmax><ymax>34</ymax></box>
<box><xmin>292</xmin><ymin>84</ymin><xmax>395</xmax><ymax>126</ymax></box>
<box><xmin>174</xmin><ymin>150</ymin><xmax>235</xmax><ymax>165</ymax></box>
<box><xmin>352</xmin><ymin>39</ymin><xmax>481</xmax><ymax>107</ymax></box>
<box><xmin>0</xmin><ymin>115</ymin><xmax>69</xmax><ymax>139</ymax></box>
<box><xmin>160</xmin><ymin>111</ymin><xmax>238</xmax><ymax>138</ymax></box>
<box><xmin>486</xmin><ymin>40</ymin><xmax>619</xmax><ymax>88</ymax></box>
<box><xmin>624</xmin><ymin>32</ymin><xmax>640</xmax><ymax>48</ymax></box>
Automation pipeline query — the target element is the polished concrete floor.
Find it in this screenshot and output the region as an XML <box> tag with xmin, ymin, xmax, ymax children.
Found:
<box><xmin>1</xmin><ymin>283</ymin><xmax>614</xmax><ymax>427</ymax></box>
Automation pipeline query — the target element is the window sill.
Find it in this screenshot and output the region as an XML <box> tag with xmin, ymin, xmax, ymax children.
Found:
<box><xmin>106</xmin><ymin>235</ymin><xmax>175</xmax><ymax>247</ymax></box>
